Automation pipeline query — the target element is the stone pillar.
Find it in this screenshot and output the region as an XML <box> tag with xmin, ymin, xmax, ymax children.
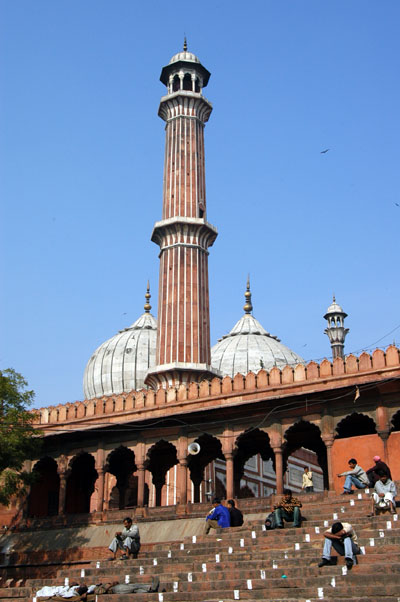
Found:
<box><xmin>273</xmin><ymin>447</ymin><xmax>284</xmax><ymax>494</ymax></box>
<box><xmin>321</xmin><ymin>434</ymin><xmax>335</xmax><ymax>491</ymax></box>
<box><xmin>137</xmin><ymin>464</ymin><xmax>146</xmax><ymax>507</ymax></box>
<box><xmin>225</xmin><ymin>452</ymin><xmax>234</xmax><ymax>500</ymax></box>
<box><xmin>95</xmin><ymin>468</ymin><xmax>105</xmax><ymax>513</ymax></box>
<box><xmin>178</xmin><ymin>458</ymin><xmax>188</xmax><ymax>505</ymax></box>
<box><xmin>58</xmin><ymin>472</ymin><xmax>67</xmax><ymax>515</ymax></box>
<box><xmin>376</xmin><ymin>405</ymin><xmax>390</xmax><ymax>462</ymax></box>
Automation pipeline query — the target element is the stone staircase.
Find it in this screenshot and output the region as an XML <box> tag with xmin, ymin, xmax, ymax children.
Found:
<box><xmin>1</xmin><ymin>491</ymin><xmax>400</xmax><ymax>602</ymax></box>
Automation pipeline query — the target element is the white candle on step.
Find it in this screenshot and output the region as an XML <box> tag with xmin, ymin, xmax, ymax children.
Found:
<box><xmin>167</xmin><ymin>550</ymin><xmax>172</xmax><ymax>558</ymax></box>
<box><xmin>358</xmin><ymin>493</ymin><xmax>362</xmax><ymax>499</ymax></box>
<box><xmin>228</xmin><ymin>546</ymin><xmax>233</xmax><ymax>554</ymax></box>
<box><xmin>284</xmin><ymin>552</ymin><xmax>288</xmax><ymax>559</ymax></box>
<box><xmin>125</xmin><ymin>575</ymin><xmax>130</xmax><ymax>583</ymax></box>
<box><xmin>331</xmin><ymin>577</ymin><xmax>336</xmax><ymax>587</ymax></box>
<box><xmin>324</xmin><ymin>520</ymin><xmax>328</xmax><ymax>527</ymax></box>
<box><xmin>350</xmin><ymin>499</ymin><xmax>355</xmax><ymax>506</ymax></box>
<box><xmin>272</xmin><ymin>560</ymin><xmax>278</xmax><ymax>569</ymax></box>
<box><xmin>188</xmin><ymin>572</ymin><xmax>192</xmax><ymax>582</ymax></box>
<box><xmin>64</xmin><ymin>578</ymin><xmax>69</xmax><ymax>587</ymax></box>
<box><xmin>295</xmin><ymin>543</ymin><xmax>300</xmax><ymax>550</ymax></box>
<box><xmin>234</xmin><ymin>590</ymin><xmax>240</xmax><ymax>600</ymax></box>
<box><xmin>342</xmin><ymin>566</ymin><xmax>347</xmax><ymax>575</ymax></box>
<box><xmin>158</xmin><ymin>594</ymin><xmax>163</xmax><ymax>602</ymax></box>
<box><xmin>192</xmin><ymin>535</ymin><xmax>197</xmax><ymax>543</ymax></box>
<box><xmin>247</xmin><ymin>579</ymin><xmax>252</xmax><ymax>590</ymax></box>
<box><xmin>260</xmin><ymin>570</ymin><xmax>266</xmax><ymax>579</ymax></box>
<box><xmin>365</xmin><ymin>489</ymin><xmax>370</xmax><ymax>494</ymax></box>
<box><xmin>96</xmin><ymin>561</ymin><xmax>100</xmax><ymax>568</ymax></box>
<box><xmin>139</xmin><ymin>566</ymin><xmax>144</xmax><ymax>575</ymax></box>
<box><xmin>318</xmin><ymin>587</ymin><xmax>324</xmax><ymax>598</ymax></box>
<box><xmin>379</xmin><ymin>530</ymin><xmax>384</xmax><ymax>538</ymax></box>
<box><xmin>360</xmin><ymin>546</ymin><xmax>366</xmax><ymax>554</ymax></box>
<box><xmin>173</xmin><ymin>582</ymin><xmax>178</xmax><ymax>592</ymax></box>
<box><xmin>386</xmin><ymin>521</ymin><xmax>392</xmax><ymax>530</ymax></box>
<box><xmin>180</xmin><ymin>543</ymin><xmax>184</xmax><ymax>550</ymax></box>
<box><xmin>315</xmin><ymin>526</ymin><xmax>320</xmax><ymax>534</ymax></box>
<box><xmin>262</xmin><ymin>524</ymin><xmax>266</xmax><ymax>531</ymax></box>
<box><xmin>369</xmin><ymin>538</ymin><xmax>375</xmax><ymax>546</ymax></box>
<box><xmin>333</xmin><ymin>513</ymin><xmax>338</xmax><ymax>520</ymax></box>
<box><xmin>394</xmin><ymin>514</ymin><xmax>398</xmax><ymax>521</ymax></box>
<box><xmin>305</xmin><ymin>533</ymin><xmax>310</xmax><ymax>542</ymax></box>
<box><xmin>153</xmin><ymin>558</ymin><xmax>158</xmax><ymax>565</ymax></box>
<box><xmin>80</xmin><ymin>569</ymin><xmax>85</xmax><ymax>578</ymax></box>
<box><xmin>202</xmin><ymin>563</ymin><xmax>207</xmax><ymax>572</ymax></box>
<box><xmin>215</xmin><ymin>553</ymin><xmax>220</xmax><ymax>563</ymax></box>
<box><xmin>240</xmin><ymin>538</ymin><xmax>244</xmax><ymax>547</ymax></box>
<box><xmin>251</xmin><ymin>530</ymin><xmax>256</xmax><ymax>539</ymax></box>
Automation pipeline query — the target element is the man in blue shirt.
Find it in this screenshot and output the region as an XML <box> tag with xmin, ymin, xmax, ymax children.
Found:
<box><xmin>204</xmin><ymin>497</ymin><xmax>231</xmax><ymax>534</ymax></box>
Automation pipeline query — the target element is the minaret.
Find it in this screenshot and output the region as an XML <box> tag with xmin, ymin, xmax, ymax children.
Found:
<box><xmin>324</xmin><ymin>295</ymin><xmax>349</xmax><ymax>359</ymax></box>
<box><xmin>145</xmin><ymin>43</ymin><xmax>220</xmax><ymax>388</ymax></box>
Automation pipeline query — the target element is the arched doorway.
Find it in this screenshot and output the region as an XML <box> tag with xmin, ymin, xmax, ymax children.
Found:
<box><xmin>234</xmin><ymin>429</ymin><xmax>274</xmax><ymax>498</ymax></box>
<box><xmin>188</xmin><ymin>434</ymin><xmax>225</xmax><ymax>503</ymax></box>
<box><xmin>145</xmin><ymin>440</ymin><xmax>178</xmax><ymax>507</ymax></box>
<box><xmin>65</xmin><ymin>453</ymin><xmax>97</xmax><ymax>514</ymax></box>
<box><xmin>283</xmin><ymin>421</ymin><xmax>328</xmax><ymax>490</ymax></box>
<box><xmin>28</xmin><ymin>457</ymin><xmax>59</xmax><ymax>517</ymax></box>
<box><xmin>106</xmin><ymin>446</ymin><xmax>137</xmax><ymax>509</ymax></box>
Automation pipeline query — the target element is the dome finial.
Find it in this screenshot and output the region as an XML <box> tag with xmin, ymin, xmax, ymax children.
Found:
<box><xmin>332</xmin><ymin>293</ymin><xmax>336</xmax><ymax>303</ymax></box>
<box><xmin>183</xmin><ymin>36</ymin><xmax>188</xmax><ymax>51</ymax></box>
<box><xmin>243</xmin><ymin>274</ymin><xmax>253</xmax><ymax>314</ymax></box>
<box><xmin>144</xmin><ymin>280</ymin><xmax>152</xmax><ymax>313</ymax></box>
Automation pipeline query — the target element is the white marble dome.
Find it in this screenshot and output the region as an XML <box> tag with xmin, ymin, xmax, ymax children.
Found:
<box><xmin>83</xmin><ymin>288</ymin><xmax>157</xmax><ymax>399</ymax></box>
<box><xmin>211</xmin><ymin>283</ymin><xmax>304</xmax><ymax>378</ymax></box>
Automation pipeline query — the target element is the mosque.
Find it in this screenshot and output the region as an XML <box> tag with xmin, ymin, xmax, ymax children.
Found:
<box><xmin>1</xmin><ymin>44</ymin><xmax>399</xmax><ymax>524</ymax></box>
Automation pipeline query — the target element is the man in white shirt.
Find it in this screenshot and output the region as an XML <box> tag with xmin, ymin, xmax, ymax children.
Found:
<box><xmin>108</xmin><ymin>517</ymin><xmax>140</xmax><ymax>560</ymax></box>
<box><xmin>318</xmin><ymin>521</ymin><xmax>360</xmax><ymax>570</ymax></box>
<box><xmin>371</xmin><ymin>470</ymin><xmax>397</xmax><ymax>515</ymax></box>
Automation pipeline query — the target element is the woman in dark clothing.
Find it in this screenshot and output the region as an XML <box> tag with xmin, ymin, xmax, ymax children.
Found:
<box><xmin>227</xmin><ymin>499</ymin><xmax>244</xmax><ymax>527</ymax></box>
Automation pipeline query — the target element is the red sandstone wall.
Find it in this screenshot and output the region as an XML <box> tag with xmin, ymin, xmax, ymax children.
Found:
<box><xmin>388</xmin><ymin>432</ymin><xmax>400</xmax><ymax>481</ymax></box>
<box><xmin>331</xmin><ymin>434</ymin><xmax>384</xmax><ymax>493</ymax></box>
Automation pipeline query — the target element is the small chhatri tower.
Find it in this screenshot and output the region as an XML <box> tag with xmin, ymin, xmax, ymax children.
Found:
<box><xmin>145</xmin><ymin>42</ymin><xmax>220</xmax><ymax>388</ymax></box>
<box><xmin>324</xmin><ymin>295</ymin><xmax>349</xmax><ymax>359</ymax></box>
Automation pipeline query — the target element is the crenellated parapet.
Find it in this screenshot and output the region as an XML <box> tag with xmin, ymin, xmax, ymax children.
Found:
<box><xmin>33</xmin><ymin>346</ymin><xmax>400</xmax><ymax>429</ymax></box>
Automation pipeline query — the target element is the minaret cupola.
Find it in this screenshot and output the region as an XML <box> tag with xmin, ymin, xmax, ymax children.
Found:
<box><xmin>324</xmin><ymin>295</ymin><xmax>349</xmax><ymax>359</ymax></box>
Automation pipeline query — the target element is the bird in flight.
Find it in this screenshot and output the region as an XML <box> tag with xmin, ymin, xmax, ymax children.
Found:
<box><xmin>320</xmin><ymin>149</ymin><xmax>330</xmax><ymax>154</ymax></box>
<box><xmin>395</xmin><ymin>203</ymin><xmax>399</xmax><ymax>207</ymax></box>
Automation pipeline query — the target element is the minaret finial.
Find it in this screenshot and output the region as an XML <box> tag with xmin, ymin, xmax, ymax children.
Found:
<box><xmin>243</xmin><ymin>275</ymin><xmax>253</xmax><ymax>314</ymax></box>
<box><xmin>144</xmin><ymin>280</ymin><xmax>152</xmax><ymax>313</ymax></box>
<box><xmin>183</xmin><ymin>36</ymin><xmax>187</xmax><ymax>51</ymax></box>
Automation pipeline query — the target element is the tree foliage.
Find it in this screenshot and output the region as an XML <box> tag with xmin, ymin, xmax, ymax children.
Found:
<box><xmin>0</xmin><ymin>369</ymin><xmax>42</xmax><ymax>506</ymax></box>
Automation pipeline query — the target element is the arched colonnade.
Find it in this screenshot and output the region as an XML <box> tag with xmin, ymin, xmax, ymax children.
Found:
<box><xmin>27</xmin><ymin>408</ymin><xmax>400</xmax><ymax>517</ymax></box>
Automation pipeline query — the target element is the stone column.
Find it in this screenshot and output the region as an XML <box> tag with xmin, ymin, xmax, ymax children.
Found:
<box><xmin>178</xmin><ymin>457</ymin><xmax>188</xmax><ymax>505</ymax></box>
<box><xmin>376</xmin><ymin>405</ymin><xmax>390</xmax><ymax>462</ymax></box>
<box><xmin>321</xmin><ymin>434</ymin><xmax>335</xmax><ymax>491</ymax></box>
<box><xmin>225</xmin><ymin>452</ymin><xmax>234</xmax><ymax>500</ymax></box>
<box><xmin>58</xmin><ymin>472</ymin><xmax>67</xmax><ymax>515</ymax></box>
<box><xmin>137</xmin><ymin>464</ymin><xmax>146</xmax><ymax>507</ymax></box>
<box><xmin>272</xmin><ymin>447</ymin><xmax>284</xmax><ymax>494</ymax></box>
<box><xmin>95</xmin><ymin>468</ymin><xmax>105</xmax><ymax>513</ymax></box>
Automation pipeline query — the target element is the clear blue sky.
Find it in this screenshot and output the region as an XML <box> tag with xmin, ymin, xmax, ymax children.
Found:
<box><xmin>1</xmin><ymin>1</ymin><xmax>399</xmax><ymax>409</ymax></box>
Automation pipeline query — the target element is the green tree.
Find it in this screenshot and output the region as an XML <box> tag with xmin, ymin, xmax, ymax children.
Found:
<box><xmin>0</xmin><ymin>369</ymin><xmax>42</xmax><ymax>506</ymax></box>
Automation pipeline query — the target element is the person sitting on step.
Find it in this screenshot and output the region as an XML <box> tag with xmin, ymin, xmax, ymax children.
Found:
<box><xmin>370</xmin><ymin>469</ymin><xmax>397</xmax><ymax>516</ymax></box>
<box><xmin>318</xmin><ymin>521</ymin><xmax>360</xmax><ymax>570</ymax></box>
<box><xmin>337</xmin><ymin>458</ymin><xmax>368</xmax><ymax>494</ymax></box>
<box><xmin>108</xmin><ymin>516</ymin><xmax>140</xmax><ymax>560</ymax></box>
<box><xmin>366</xmin><ymin>455</ymin><xmax>392</xmax><ymax>488</ymax></box>
<box><xmin>273</xmin><ymin>489</ymin><xmax>302</xmax><ymax>529</ymax></box>
<box><xmin>204</xmin><ymin>497</ymin><xmax>231</xmax><ymax>534</ymax></box>
<box><xmin>227</xmin><ymin>499</ymin><xmax>244</xmax><ymax>527</ymax></box>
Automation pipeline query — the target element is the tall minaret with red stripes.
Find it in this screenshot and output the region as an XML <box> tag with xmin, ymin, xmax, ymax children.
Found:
<box><xmin>145</xmin><ymin>42</ymin><xmax>220</xmax><ymax>388</ymax></box>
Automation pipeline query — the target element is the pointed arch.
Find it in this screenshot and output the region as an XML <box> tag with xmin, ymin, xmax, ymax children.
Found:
<box><xmin>283</xmin><ymin>420</ymin><xmax>328</xmax><ymax>490</ymax></box>
<box><xmin>65</xmin><ymin>452</ymin><xmax>97</xmax><ymax>514</ymax></box>
<box><xmin>391</xmin><ymin>410</ymin><xmax>400</xmax><ymax>432</ymax></box>
<box><xmin>335</xmin><ymin>413</ymin><xmax>377</xmax><ymax>439</ymax></box>
<box><xmin>145</xmin><ymin>440</ymin><xmax>178</xmax><ymax>506</ymax></box>
<box><xmin>187</xmin><ymin>434</ymin><xmax>224</xmax><ymax>503</ymax></box>
<box><xmin>234</xmin><ymin>428</ymin><xmax>274</xmax><ymax>498</ymax></box>
<box><xmin>28</xmin><ymin>457</ymin><xmax>59</xmax><ymax>517</ymax></box>
<box><xmin>105</xmin><ymin>446</ymin><xmax>137</xmax><ymax>509</ymax></box>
